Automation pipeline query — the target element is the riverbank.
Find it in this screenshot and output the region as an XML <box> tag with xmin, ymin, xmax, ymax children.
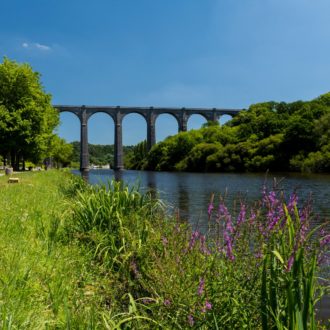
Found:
<box><xmin>0</xmin><ymin>170</ymin><xmax>328</xmax><ymax>328</ymax></box>
<box><xmin>0</xmin><ymin>171</ymin><xmax>100</xmax><ymax>327</ymax></box>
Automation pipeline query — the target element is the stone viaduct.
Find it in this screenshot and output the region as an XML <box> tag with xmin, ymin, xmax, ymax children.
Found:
<box><xmin>55</xmin><ymin>105</ymin><xmax>241</xmax><ymax>172</ymax></box>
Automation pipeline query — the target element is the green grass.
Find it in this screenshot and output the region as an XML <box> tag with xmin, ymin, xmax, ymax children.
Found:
<box><xmin>0</xmin><ymin>171</ymin><xmax>106</xmax><ymax>328</ymax></box>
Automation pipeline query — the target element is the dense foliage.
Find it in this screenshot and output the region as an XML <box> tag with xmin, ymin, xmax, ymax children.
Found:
<box><xmin>70</xmin><ymin>141</ymin><xmax>134</xmax><ymax>167</ymax></box>
<box><xmin>49</xmin><ymin>135</ymin><xmax>73</xmax><ymax>168</ymax></box>
<box><xmin>0</xmin><ymin>57</ymin><xmax>59</xmax><ymax>169</ymax></box>
<box><xmin>124</xmin><ymin>140</ymin><xmax>148</xmax><ymax>169</ymax></box>
<box><xmin>130</xmin><ymin>93</ymin><xmax>330</xmax><ymax>173</ymax></box>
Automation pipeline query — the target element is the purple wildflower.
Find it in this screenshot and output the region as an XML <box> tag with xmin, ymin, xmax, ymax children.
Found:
<box><xmin>164</xmin><ymin>299</ymin><xmax>171</xmax><ymax>306</ymax></box>
<box><xmin>267</xmin><ymin>213</ymin><xmax>281</xmax><ymax>231</ymax></box>
<box><xmin>258</xmin><ymin>223</ymin><xmax>266</xmax><ymax>237</ymax></box>
<box><xmin>226</xmin><ymin>216</ymin><xmax>234</xmax><ymax>233</ymax></box>
<box><xmin>188</xmin><ymin>314</ymin><xmax>194</xmax><ymax>327</ymax></box>
<box><xmin>218</xmin><ymin>200</ymin><xmax>230</xmax><ymax>219</ymax></box>
<box><xmin>250</xmin><ymin>209</ymin><xmax>256</xmax><ymax>224</ymax></box>
<box><xmin>268</xmin><ymin>191</ymin><xmax>277</xmax><ymax>205</ymax></box>
<box><xmin>255</xmin><ymin>251</ymin><xmax>263</xmax><ymax>259</ymax></box>
<box><xmin>299</xmin><ymin>204</ymin><xmax>311</xmax><ymax>224</ymax></box>
<box><xmin>287</xmin><ymin>193</ymin><xmax>298</xmax><ymax>213</ymax></box>
<box><xmin>320</xmin><ymin>234</ymin><xmax>330</xmax><ymax>247</ymax></box>
<box><xmin>189</xmin><ymin>230</ymin><xmax>200</xmax><ymax>250</ymax></box>
<box><xmin>208</xmin><ymin>203</ymin><xmax>214</xmax><ymax>218</ymax></box>
<box><xmin>262</xmin><ymin>185</ymin><xmax>267</xmax><ymax>205</ymax></box>
<box><xmin>205</xmin><ymin>300</ymin><xmax>212</xmax><ymax>310</ymax></box>
<box><xmin>237</xmin><ymin>203</ymin><xmax>246</xmax><ymax>225</ymax></box>
<box><xmin>287</xmin><ymin>254</ymin><xmax>294</xmax><ymax>272</ymax></box>
<box><xmin>162</xmin><ymin>236</ymin><xmax>168</xmax><ymax>246</ymax></box>
<box><xmin>199</xmin><ymin>235</ymin><xmax>211</xmax><ymax>255</ymax></box>
<box><xmin>201</xmin><ymin>300</ymin><xmax>212</xmax><ymax>313</ymax></box>
<box><xmin>224</xmin><ymin>231</ymin><xmax>234</xmax><ymax>261</ymax></box>
<box><xmin>197</xmin><ymin>277</ymin><xmax>205</xmax><ymax>296</ymax></box>
<box><xmin>298</xmin><ymin>222</ymin><xmax>309</xmax><ymax>244</ymax></box>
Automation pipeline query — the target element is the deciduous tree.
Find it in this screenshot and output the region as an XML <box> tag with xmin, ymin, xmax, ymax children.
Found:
<box><xmin>0</xmin><ymin>57</ymin><xmax>59</xmax><ymax>169</ymax></box>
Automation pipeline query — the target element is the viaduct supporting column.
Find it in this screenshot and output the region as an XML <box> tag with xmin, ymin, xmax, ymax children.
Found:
<box><xmin>80</xmin><ymin>106</ymin><xmax>89</xmax><ymax>173</ymax></box>
<box><xmin>211</xmin><ymin>109</ymin><xmax>219</xmax><ymax>124</ymax></box>
<box><xmin>114</xmin><ymin>115</ymin><xmax>124</xmax><ymax>170</ymax></box>
<box><xmin>179</xmin><ymin>115</ymin><xmax>187</xmax><ymax>132</ymax></box>
<box><xmin>147</xmin><ymin>112</ymin><xmax>156</xmax><ymax>151</ymax></box>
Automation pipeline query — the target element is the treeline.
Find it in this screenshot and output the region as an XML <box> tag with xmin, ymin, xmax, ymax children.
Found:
<box><xmin>128</xmin><ymin>93</ymin><xmax>330</xmax><ymax>173</ymax></box>
<box><xmin>70</xmin><ymin>142</ymin><xmax>134</xmax><ymax>167</ymax></box>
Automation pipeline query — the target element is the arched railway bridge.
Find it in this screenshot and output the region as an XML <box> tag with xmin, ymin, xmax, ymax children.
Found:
<box><xmin>55</xmin><ymin>105</ymin><xmax>242</xmax><ymax>172</ymax></box>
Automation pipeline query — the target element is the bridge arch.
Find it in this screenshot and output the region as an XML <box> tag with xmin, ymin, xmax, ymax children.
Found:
<box><xmin>187</xmin><ymin>114</ymin><xmax>207</xmax><ymax>130</ymax></box>
<box><xmin>219</xmin><ymin>114</ymin><xmax>233</xmax><ymax>125</ymax></box>
<box><xmin>87</xmin><ymin>109</ymin><xmax>115</xmax><ymax>123</ymax></box>
<box><xmin>154</xmin><ymin>112</ymin><xmax>180</xmax><ymax>142</ymax></box>
<box><xmin>122</xmin><ymin>112</ymin><xmax>147</xmax><ymax>146</ymax></box>
<box><xmin>88</xmin><ymin>113</ymin><xmax>114</xmax><ymax>167</ymax></box>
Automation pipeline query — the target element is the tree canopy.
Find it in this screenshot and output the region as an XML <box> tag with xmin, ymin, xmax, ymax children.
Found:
<box><xmin>0</xmin><ymin>57</ymin><xmax>59</xmax><ymax>169</ymax></box>
<box><xmin>127</xmin><ymin>93</ymin><xmax>330</xmax><ymax>173</ymax></box>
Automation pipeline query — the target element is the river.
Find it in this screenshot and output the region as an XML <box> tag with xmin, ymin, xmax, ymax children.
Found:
<box><xmin>75</xmin><ymin>169</ymin><xmax>330</xmax><ymax>228</ymax></box>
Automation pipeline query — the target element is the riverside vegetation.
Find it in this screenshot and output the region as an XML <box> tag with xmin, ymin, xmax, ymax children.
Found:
<box><xmin>0</xmin><ymin>170</ymin><xmax>329</xmax><ymax>329</ymax></box>
<box><xmin>125</xmin><ymin>93</ymin><xmax>330</xmax><ymax>173</ymax></box>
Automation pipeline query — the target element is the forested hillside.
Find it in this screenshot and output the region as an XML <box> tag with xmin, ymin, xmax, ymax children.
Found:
<box><xmin>129</xmin><ymin>93</ymin><xmax>330</xmax><ymax>173</ymax></box>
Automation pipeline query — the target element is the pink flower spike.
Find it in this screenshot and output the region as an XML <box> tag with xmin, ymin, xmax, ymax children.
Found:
<box><xmin>286</xmin><ymin>254</ymin><xmax>294</xmax><ymax>272</ymax></box>
<box><xmin>197</xmin><ymin>277</ymin><xmax>205</xmax><ymax>296</ymax></box>
<box><xmin>205</xmin><ymin>300</ymin><xmax>212</xmax><ymax>310</ymax></box>
<box><xmin>188</xmin><ymin>314</ymin><xmax>194</xmax><ymax>326</ymax></box>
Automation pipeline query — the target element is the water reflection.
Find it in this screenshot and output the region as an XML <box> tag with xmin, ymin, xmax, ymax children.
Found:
<box><xmin>74</xmin><ymin>169</ymin><xmax>330</xmax><ymax>226</ymax></box>
<box><xmin>145</xmin><ymin>171</ymin><xmax>157</xmax><ymax>199</ymax></box>
<box><xmin>114</xmin><ymin>169</ymin><xmax>123</xmax><ymax>182</ymax></box>
<box><xmin>81</xmin><ymin>170</ymin><xmax>89</xmax><ymax>182</ymax></box>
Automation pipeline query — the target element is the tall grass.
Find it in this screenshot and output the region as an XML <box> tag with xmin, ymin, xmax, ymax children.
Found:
<box><xmin>0</xmin><ymin>171</ymin><xmax>110</xmax><ymax>328</ymax></box>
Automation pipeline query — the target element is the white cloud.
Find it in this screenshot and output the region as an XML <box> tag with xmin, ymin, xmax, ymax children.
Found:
<box><xmin>35</xmin><ymin>43</ymin><xmax>51</xmax><ymax>51</ymax></box>
<box><xmin>21</xmin><ymin>41</ymin><xmax>52</xmax><ymax>51</ymax></box>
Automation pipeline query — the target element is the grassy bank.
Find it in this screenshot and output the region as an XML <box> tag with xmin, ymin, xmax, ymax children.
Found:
<box><xmin>0</xmin><ymin>171</ymin><xmax>103</xmax><ymax>328</ymax></box>
<box><xmin>0</xmin><ymin>171</ymin><xmax>328</xmax><ymax>329</ymax></box>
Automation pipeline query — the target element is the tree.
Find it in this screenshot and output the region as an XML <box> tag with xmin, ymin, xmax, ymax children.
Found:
<box><xmin>48</xmin><ymin>136</ymin><xmax>73</xmax><ymax>168</ymax></box>
<box><xmin>0</xmin><ymin>57</ymin><xmax>59</xmax><ymax>170</ymax></box>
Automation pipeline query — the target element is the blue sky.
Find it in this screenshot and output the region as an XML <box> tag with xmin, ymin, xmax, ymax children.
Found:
<box><xmin>1</xmin><ymin>0</ymin><xmax>330</xmax><ymax>145</ymax></box>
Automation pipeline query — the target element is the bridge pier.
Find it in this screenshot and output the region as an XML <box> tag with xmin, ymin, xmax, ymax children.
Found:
<box><xmin>147</xmin><ymin>113</ymin><xmax>156</xmax><ymax>151</ymax></box>
<box><xmin>114</xmin><ymin>115</ymin><xmax>124</xmax><ymax>170</ymax></box>
<box><xmin>80</xmin><ymin>106</ymin><xmax>89</xmax><ymax>173</ymax></box>
<box><xmin>179</xmin><ymin>112</ymin><xmax>188</xmax><ymax>132</ymax></box>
